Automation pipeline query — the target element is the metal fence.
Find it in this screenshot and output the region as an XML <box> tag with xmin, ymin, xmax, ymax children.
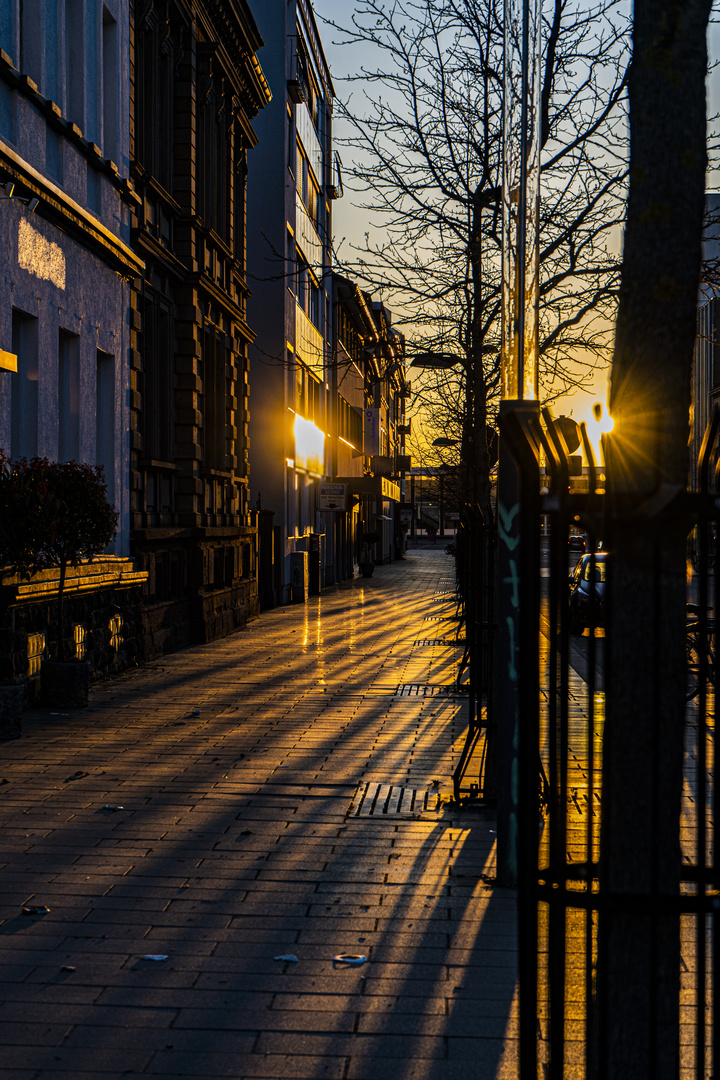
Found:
<box><xmin>502</xmin><ymin>406</ymin><xmax>720</xmax><ymax>1079</ymax></box>
<box><xmin>452</xmin><ymin>505</ymin><xmax>496</xmax><ymax>802</ymax></box>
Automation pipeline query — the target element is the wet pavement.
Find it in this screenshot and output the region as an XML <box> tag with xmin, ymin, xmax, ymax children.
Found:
<box><xmin>0</xmin><ymin>546</ymin><xmax>519</xmax><ymax>1080</ymax></box>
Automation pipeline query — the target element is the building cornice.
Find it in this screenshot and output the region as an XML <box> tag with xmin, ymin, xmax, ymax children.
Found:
<box><xmin>0</xmin><ymin>140</ymin><xmax>145</xmax><ymax>280</ymax></box>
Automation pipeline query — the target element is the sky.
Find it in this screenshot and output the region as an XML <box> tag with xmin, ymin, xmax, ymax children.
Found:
<box><xmin>311</xmin><ymin>1</ymin><xmax>720</xmax><ymax>447</ymax></box>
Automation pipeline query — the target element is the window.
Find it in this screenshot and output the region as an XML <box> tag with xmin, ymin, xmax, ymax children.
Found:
<box><xmin>102</xmin><ymin>6</ymin><xmax>118</xmax><ymax>162</ymax></box>
<box><xmin>296</xmin><ymin>252</ymin><xmax>320</xmax><ymax>329</ymax></box>
<box><xmin>27</xmin><ymin>632</ymin><xmax>45</xmax><ymax>677</ymax></box>
<box><xmin>296</xmin><ymin>361</ymin><xmax>306</xmax><ymax>418</ymax></box>
<box><xmin>296</xmin><ymin>140</ymin><xmax>306</xmax><ymax>202</ymax></box>
<box><xmin>96</xmin><ymin>349</ymin><xmax>115</xmax><ymax>505</ymax></box>
<box><xmin>308</xmin><ymin>275</ymin><xmax>320</xmax><ymax>328</ymax></box>
<box><xmin>197</xmin><ymin>47</ymin><xmax>228</xmax><ymax>240</ymax></box>
<box><xmin>74</xmin><ymin>624</ymin><xmax>87</xmax><ymax>661</ymax></box>
<box><xmin>233</xmin><ymin>143</ymin><xmax>247</xmax><ymax>267</ymax></box>
<box><xmin>136</xmin><ymin>12</ymin><xmax>174</xmax><ymax>192</ymax></box>
<box><xmin>142</xmin><ymin>293</ymin><xmax>174</xmax><ymax>463</ymax></box>
<box><xmin>203</xmin><ymin>324</ymin><xmax>229</xmax><ymax>470</ymax></box>
<box><xmin>307</xmin><ymin>176</ymin><xmax>319</xmax><ymax>230</ymax></box>
<box><xmin>297</xmin><ymin>38</ymin><xmax>320</xmax><ymax>132</ymax></box>
<box><xmin>65</xmin><ymin>0</ymin><xmax>84</xmax><ymax>129</ymax></box>
<box><xmin>20</xmin><ymin>0</ymin><xmax>42</xmax><ymax>91</ymax></box>
<box><xmin>59</xmin><ymin>329</ymin><xmax>80</xmax><ymax>462</ymax></box>
<box><xmin>11</xmin><ymin>308</ymin><xmax>38</xmax><ymax>460</ymax></box>
<box><xmin>287</xmin><ymin>104</ymin><xmax>294</xmax><ymax>175</ymax></box>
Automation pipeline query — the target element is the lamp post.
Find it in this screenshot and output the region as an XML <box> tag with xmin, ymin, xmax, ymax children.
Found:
<box><xmin>432</xmin><ymin>439</ymin><xmax>460</xmax><ymax>538</ymax></box>
<box><xmin>496</xmin><ymin>0</ymin><xmax>541</xmax><ymax>886</ymax></box>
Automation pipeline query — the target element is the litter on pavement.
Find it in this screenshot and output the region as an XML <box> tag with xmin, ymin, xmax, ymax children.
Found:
<box><xmin>332</xmin><ymin>954</ymin><xmax>367</xmax><ymax>965</ymax></box>
<box><xmin>22</xmin><ymin>905</ymin><xmax>50</xmax><ymax>915</ymax></box>
<box><xmin>140</xmin><ymin>954</ymin><xmax>169</xmax><ymax>961</ymax></box>
<box><xmin>273</xmin><ymin>954</ymin><xmax>299</xmax><ymax>963</ymax></box>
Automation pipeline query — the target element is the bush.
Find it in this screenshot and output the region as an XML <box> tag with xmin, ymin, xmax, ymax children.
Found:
<box><xmin>0</xmin><ymin>455</ymin><xmax>118</xmax><ymax>661</ymax></box>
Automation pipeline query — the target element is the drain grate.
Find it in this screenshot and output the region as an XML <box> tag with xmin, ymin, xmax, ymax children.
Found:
<box><xmin>395</xmin><ymin>683</ymin><xmax>459</xmax><ymax>696</ymax></box>
<box><xmin>350</xmin><ymin>781</ymin><xmax>441</xmax><ymax>817</ymax></box>
<box><xmin>423</xmin><ymin>615</ymin><xmax>456</xmax><ymax>622</ymax></box>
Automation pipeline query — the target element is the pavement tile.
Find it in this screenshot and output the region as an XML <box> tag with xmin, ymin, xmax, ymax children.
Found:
<box><xmin>0</xmin><ymin>550</ymin><xmax>518</xmax><ymax>1079</ymax></box>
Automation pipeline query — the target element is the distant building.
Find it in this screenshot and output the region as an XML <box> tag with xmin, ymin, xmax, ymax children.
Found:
<box><xmin>0</xmin><ymin>0</ymin><xmax>149</xmax><ymax>683</ymax></box>
<box><xmin>331</xmin><ymin>277</ymin><xmax>409</xmax><ymax>575</ymax></box>
<box><xmin>247</xmin><ymin>1</ymin><xmax>409</xmax><ymax>604</ymax></box>
<box><xmin>246</xmin><ymin>0</ymin><xmax>338</xmax><ymax>605</ymax></box>
<box><xmin>128</xmin><ymin>0</ymin><xmax>271</xmax><ymax>655</ymax></box>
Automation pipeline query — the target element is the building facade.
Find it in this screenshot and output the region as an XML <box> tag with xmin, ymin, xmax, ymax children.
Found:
<box><xmin>129</xmin><ymin>0</ymin><xmax>271</xmax><ymax>655</ymax></box>
<box><xmin>0</xmin><ymin>0</ymin><xmax>149</xmax><ymax>683</ymax></box>
<box><xmin>246</xmin><ymin>0</ymin><xmax>338</xmax><ymax>605</ymax></box>
<box><xmin>331</xmin><ymin>276</ymin><xmax>410</xmax><ymax>574</ymax></box>
<box><xmin>247</xmin><ymin>0</ymin><xmax>409</xmax><ymax>605</ymax></box>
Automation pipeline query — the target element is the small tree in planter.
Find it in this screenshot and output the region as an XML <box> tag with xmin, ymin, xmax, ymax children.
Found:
<box><xmin>0</xmin><ymin>454</ymin><xmax>117</xmax><ymax>707</ymax></box>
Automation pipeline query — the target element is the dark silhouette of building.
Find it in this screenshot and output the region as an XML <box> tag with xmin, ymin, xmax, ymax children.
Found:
<box><xmin>129</xmin><ymin>0</ymin><xmax>271</xmax><ymax>655</ymax></box>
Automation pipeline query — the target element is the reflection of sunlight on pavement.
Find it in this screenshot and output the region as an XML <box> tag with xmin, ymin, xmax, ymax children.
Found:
<box><xmin>0</xmin><ymin>549</ymin><xmax>526</xmax><ymax>1078</ymax></box>
<box><xmin>535</xmin><ymin>632</ymin><xmax>605</xmax><ymax>1074</ymax></box>
<box><xmin>352</xmin><ymin>825</ymin><xmax>519</xmax><ymax>1080</ymax></box>
<box><xmin>680</xmin><ymin>692</ymin><xmax>715</xmax><ymax>1075</ymax></box>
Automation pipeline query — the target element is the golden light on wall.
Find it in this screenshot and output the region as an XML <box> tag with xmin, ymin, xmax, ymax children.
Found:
<box><xmin>18</xmin><ymin>219</ymin><xmax>65</xmax><ymax>289</ymax></box>
<box><xmin>294</xmin><ymin>415</ymin><xmax>325</xmax><ymax>476</ymax></box>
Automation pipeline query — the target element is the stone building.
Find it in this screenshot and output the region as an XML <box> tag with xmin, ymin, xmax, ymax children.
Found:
<box><xmin>0</xmin><ymin>0</ymin><xmax>148</xmax><ymax>684</ymax></box>
<box><xmin>129</xmin><ymin>0</ymin><xmax>271</xmax><ymax>655</ymax></box>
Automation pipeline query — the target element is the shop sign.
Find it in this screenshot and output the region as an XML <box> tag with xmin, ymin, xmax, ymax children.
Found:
<box><xmin>364</xmin><ymin>408</ymin><xmax>381</xmax><ymax>456</ymax></box>
<box><xmin>319</xmin><ymin>483</ymin><xmax>347</xmax><ymax>511</ymax></box>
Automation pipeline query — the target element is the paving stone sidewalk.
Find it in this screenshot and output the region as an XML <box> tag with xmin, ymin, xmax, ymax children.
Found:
<box><xmin>0</xmin><ymin>547</ymin><xmax>519</xmax><ymax>1080</ymax></box>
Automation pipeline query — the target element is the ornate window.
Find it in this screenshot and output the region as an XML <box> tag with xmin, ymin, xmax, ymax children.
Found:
<box><xmin>136</xmin><ymin>2</ymin><xmax>175</xmax><ymax>193</ymax></box>
<box><xmin>197</xmin><ymin>46</ymin><xmax>230</xmax><ymax>241</ymax></box>
<box><xmin>203</xmin><ymin>323</ymin><xmax>229</xmax><ymax>471</ymax></box>
<box><xmin>142</xmin><ymin>290</ymin><xmax>175</xmax><ymax>463</ymax></box>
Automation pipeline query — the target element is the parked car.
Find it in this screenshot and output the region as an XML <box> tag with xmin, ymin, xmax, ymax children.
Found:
<box><xmin>568</xmin><ymin>532</ymin><xmax>586</xmax><ymax>553</ymax></box>
<box><xmin>569</xmin><ymin>551</ymin><xmax>607</xmax><ymax>633</ymax></box>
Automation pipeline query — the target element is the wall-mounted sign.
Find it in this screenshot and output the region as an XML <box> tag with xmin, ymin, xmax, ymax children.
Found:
<box><xmin>364</xmin><ymin>408</ymin><xmax>380</xmax><ymax>456</ymax></box>
<box><xmin>319</xmin><ymin>483</ymin><xmax>347</xmax><ymax>511</ymax></box>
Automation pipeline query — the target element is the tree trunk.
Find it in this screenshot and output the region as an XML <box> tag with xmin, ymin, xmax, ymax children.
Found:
<box><xmin>597</xmin><ymin>3</ymin><xmax>711</xmax><ymax>1076</ymax></box>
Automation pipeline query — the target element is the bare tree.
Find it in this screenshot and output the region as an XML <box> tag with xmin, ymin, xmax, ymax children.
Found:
<box><xmin>322</xmin><ymin>0</ymin><xmax>630</xmax><ymax>511</ymax></box>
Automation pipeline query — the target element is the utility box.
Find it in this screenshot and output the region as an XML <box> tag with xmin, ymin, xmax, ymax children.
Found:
<box><xmin>290</xmin><ymin>550</ymin><xmax>308</xmax><ymax>603</ymax></box>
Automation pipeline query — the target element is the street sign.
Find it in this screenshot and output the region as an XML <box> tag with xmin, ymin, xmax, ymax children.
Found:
<box><xmin>319</xmin><ymin>483</ymin><xmax>347</xmax><ymax>511</ymax></box>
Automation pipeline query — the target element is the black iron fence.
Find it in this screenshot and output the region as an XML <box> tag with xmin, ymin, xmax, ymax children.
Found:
<box><xmin>500</xmin><ymin>405</ymin><xmax>720</xmax><ymax>1079</ymax></box>
<box><xmin>452</xmin><ymin>504</ymin><xmax>496</xmax><ymax>802</ymax></box>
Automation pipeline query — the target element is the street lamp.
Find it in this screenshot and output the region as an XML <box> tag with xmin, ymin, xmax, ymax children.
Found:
<box><xmin>411</xmin><ymin>352</ymin><xmax>464</xmax><ymax>370</ymax></box>
<box><xmin>0</xmin><ymin>182</ymin><xmax>39</xmax><ymax>213</ymax></box>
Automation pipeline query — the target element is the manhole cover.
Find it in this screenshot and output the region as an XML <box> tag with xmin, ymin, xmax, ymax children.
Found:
<box><xmin>350</xmin><ymin>781</ymin><xmax>441</xmax><ymax>817</ymax></box>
